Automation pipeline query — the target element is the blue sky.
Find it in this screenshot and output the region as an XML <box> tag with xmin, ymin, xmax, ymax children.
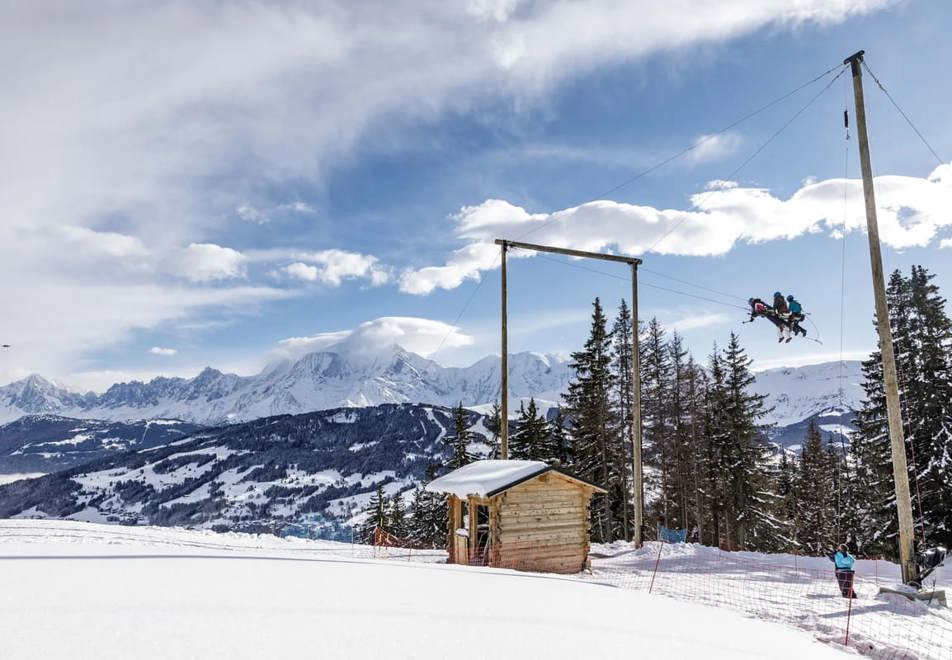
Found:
<box><xmin>2</xmin><ymin>1</ymin><xmax>951</xmax><ymax>390</ymax></box>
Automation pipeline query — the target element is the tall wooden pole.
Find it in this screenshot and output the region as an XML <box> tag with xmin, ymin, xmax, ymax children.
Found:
<box><xmin>845</xmin><ymin>50</ymin><xmax>918</xmax><ymax>584</ymax></box>
<box><xmin>631</xmin><ymin>263</ymin><xmax>643</xmax><ymax>547</ymax></box>
<box><xmin>500</xmin><ymin>241</ymin><xmax>509</xmax><ymax>460</ymax></box>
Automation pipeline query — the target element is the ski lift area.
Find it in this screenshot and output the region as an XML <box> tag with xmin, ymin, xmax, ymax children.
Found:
<box><xmin>426</xmin><ymin>460</ymin><xmax>606</xmax><ymax>574</ymax></box>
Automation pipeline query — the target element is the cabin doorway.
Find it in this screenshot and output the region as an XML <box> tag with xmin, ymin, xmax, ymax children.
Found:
<box><xmin>472</xmin><ymin>505</ymin><xmax>491</xmax><ymax>565</ymax></box>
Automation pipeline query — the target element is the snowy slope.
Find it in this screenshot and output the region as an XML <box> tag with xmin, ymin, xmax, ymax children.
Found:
<box><xmin>0</xmin><ymin>347</ymin><xmax>572</xmax><ymax>425</ymax></box>
<box><xmin>0</xmin><ymin>520</ymin><xmax>851</xmax><ymax>660</ymax></box>
<box><xmin>752</xmin><ymin>360</ymin><xmax>864</xmax><ymax>427</ymax></box>
<box><xmin>0</xmin><ymin>404</ymin><xmax>491</xmax><ymax>537</ymax></box>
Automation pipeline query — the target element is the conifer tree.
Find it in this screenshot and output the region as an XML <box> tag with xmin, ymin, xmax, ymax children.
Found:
<box><xmin>444</xmin><ymin>402</ymin><xmax>475</xmax><ymax>469</ymax></box>
<box><xmin>549</xmin><ymin>405</ymin><xmax>572</xmax><ymax>465</ymax></box>
<box><xmin>852</xmin><ymin>270</ymin><xmax>915</xmax><ymax>556</ymax></box>
<box><xmin>715</xmin><ymin>333</ymin><xmax>779</xmax><ymax>550</ymax></box>
<box><xmin>486</xmin><ymin>401</ymin><xmax>502</xmax><ymax>459</ymax></box>
<box><xmin>510</xmin><ymin>398</ymin><xmax>551</xmax><ymax>461</ymax></box>
<box><xmin>565</xmin><ymin>297</ymin><xmax>619</xmax><ymax>541</ymax></box>
<box><xmin>776</xmin><ymin>449</ymin><xmax>800</xmax><ymax>549</ymax></box>
<box><xmin>905</xmin><ymin>266</ymin><xmax>952</xmax><ymax>547</ymax></box>
<box><xmin>408</xmin><ymin>463</ymin><xmax>448</xmax><ymax>547</ymax></box>
<box><xmin>641</xmin><ymin>318</ymin><xmax>672</xmax><ymax>524</ymax></box>
<box><xmin>359</xmin><ymin>484</ymin><xmax>388</xmax><ymax>543</ymax></box>
<box><xmin>796</xmin><ymin>421</ymin><xmax>835</xmax><ymax>554</ymax></box>
<box><xmin>610</xmin><ymin>299</ymin><xmax>634</xmax><ymax>539</ymax></box>
<box><xmin>388</xmin><ymin>490</ymin><xmax>408</xmax><ymax>539</ymax></box>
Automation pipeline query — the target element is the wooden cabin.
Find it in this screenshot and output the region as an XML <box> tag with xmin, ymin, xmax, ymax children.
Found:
<box><xmin>425</xmin><ymin>460</ymin><xmax>606</xmax><ymax>574</ymax></box>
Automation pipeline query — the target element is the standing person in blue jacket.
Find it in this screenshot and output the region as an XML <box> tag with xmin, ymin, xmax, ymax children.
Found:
<box><xmin>830</xmin><ymin>544</ymin><xmax>857</xmax><ymax>598</ymax></box>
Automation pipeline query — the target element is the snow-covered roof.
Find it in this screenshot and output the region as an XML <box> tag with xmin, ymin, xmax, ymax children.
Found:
<box><xmin>425</xmin><ymin>460</ymin><xmax>604</xmax><ymax>498</ymax></box>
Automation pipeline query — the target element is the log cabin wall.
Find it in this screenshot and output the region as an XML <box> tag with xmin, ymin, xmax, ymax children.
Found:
<box><xmin>492</xmin><ymin>473</ymin><xmax>595</xmax><ymax>574</ymax></box>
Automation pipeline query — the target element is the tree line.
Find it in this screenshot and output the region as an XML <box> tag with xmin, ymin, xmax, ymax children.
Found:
<box><xmin>360</xmin><ymin>265</ymin><xmax>952</xmax><ymax>558</ymax></box>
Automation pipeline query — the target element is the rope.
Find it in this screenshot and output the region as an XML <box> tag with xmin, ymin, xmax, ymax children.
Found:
<box><xmin>645</xmin><ymin>65</ymin><xmax>849</xmax><ymax>255</ymax></box>
<box><xmin>520</xmin><ymin>248</ymin><xmax>752</xmax><ymax>313</ymax></box>
<box><xmin>514</xmin><ymin>62</ymin><xmax>848</xmax><ymax>245</ymax></box>
<box><xmin>862</xmin><ymin>60</ymin><xmax>945</xmax><ymax>166</ymax></box>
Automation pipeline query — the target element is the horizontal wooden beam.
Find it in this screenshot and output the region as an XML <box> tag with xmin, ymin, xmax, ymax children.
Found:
<box><xmin>495</xmin><ymin>239</ymin><xmax>642</xmax><ymax>266</ymax></box>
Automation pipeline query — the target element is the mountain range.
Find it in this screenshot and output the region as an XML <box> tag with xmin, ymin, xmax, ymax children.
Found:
<box><xmin>0</xmin><ymin>346</ymin><xmax>571</xmax><ymax>426</ymax></box>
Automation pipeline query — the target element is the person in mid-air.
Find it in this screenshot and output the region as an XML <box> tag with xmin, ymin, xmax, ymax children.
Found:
<box><xmin>773</xmin><ymin>291</ymin><xmax>789</xmax><ymax>315</ymax></box>
<box><xmin>786</xmin><ymin>294</ymin><xmax>807</xmax><ymax>337</ymax></box>
<box><xmin>829</xmin><ymin>544</ymin><xmax>857</xmax><ymax>598</ymax></box>
<box><xmin>749</xmin><ymin>297</ymin><xmax>791</xmax><ymax>342</ymax></box>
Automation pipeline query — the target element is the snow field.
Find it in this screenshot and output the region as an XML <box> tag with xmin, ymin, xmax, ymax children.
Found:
<box><xmin>590</xmin><ymin>541</ymin><xmax>952</xmax><ymax>659</ymax></box>
<box><xmin>0</xmin><ymin>520</ymin><xmax>848</xmax><ymax>660</ymax></box>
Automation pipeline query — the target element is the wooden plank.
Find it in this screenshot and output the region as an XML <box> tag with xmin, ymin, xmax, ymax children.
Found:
<box><xmin>499</xmin><ymin>529</ymin><xmax>586</xmax><ymax>541</ymax></box>
<box><xmin>507</xmin><ymin>481</ymin><xmax>579</xmax><ymax>493</ymax></box>
<box><xmin>500</xmin><ymin>506</ymin><xmax>584</xmax><ymax>518</ymax></box>
<box><xmin>501</xmin><ymin>519</ymin><xmax>584</xmax><ymax>531</ymax></box>
<box><xmin>501</xmin><ymin>492</ymin><xmax>580</xmax><ymax>505</ymax></box>
<box><xmin>497</xmin><ymin>546</ymin><xmax>584</xmax><ymax>561</ymax></box>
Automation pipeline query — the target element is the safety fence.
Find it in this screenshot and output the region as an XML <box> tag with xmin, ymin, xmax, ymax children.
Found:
<box><xmin>368</xmin><ymin>528</ymin><xmax>951</xmax><ymax>659</ymax></box>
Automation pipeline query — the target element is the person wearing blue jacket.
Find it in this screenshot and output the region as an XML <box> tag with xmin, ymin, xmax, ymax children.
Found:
<box><xmin>830</xmin><ymin>544</ymin><xmax>857</xmax><ymax>598</ymax></box>
<box><xmin>786</xmin><ymin>294</ymin><xmax>807</xmax><ymax>337</ymax></box>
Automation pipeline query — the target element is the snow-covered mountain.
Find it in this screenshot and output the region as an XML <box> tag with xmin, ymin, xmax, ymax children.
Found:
<box><xmin>752</xmin><ymin>360</ymin><xmax>864</xmax><ymax>427</ymax></box>
<box><xmin>0</xmin><ymin>346</ymin><xmax>571</xmax><ymax>425</ymax></box>
<box><xmin>0</xmin><ymin>415</ymin><xmax>203</xmax><ymax>474</ymax></box>
<box><xmin>0</xmin><ymin>404</ymin><xmax>491</xmax><ymax>538</ymax></box>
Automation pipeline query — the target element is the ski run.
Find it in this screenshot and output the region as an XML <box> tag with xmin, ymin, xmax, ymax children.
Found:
<box><xmin>2</xmin><ymin>520</ymin><xmax>950</xmax><ymax>659</ymax></box>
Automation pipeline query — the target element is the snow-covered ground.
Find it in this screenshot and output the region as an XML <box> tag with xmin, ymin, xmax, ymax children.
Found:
<box><xmin>590</xmin><ymin>541</ymin><xmax>952</xmax><ymax>660</ymax></box>
<box><xmin>0</xmin><ymin>521</ymin><xmax>853</xmax><ymax>660</ymax></box>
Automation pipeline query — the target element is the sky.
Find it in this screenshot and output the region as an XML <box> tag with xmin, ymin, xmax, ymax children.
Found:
<box><xmin>2</xmin><ymin>0</ymin><xmax>951</xmax><ymax>391</ymax></box>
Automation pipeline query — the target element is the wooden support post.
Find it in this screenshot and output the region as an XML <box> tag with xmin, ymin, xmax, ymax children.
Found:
<box><xmin>500</xmin><ymin>241</ymin><xmax>509</xmax><ymax>460</ymax></box>
<box><xmin>845</xmin><ymin>50</ymin><xmax>918</xmax><ymax>584</ymax></box>
<box><xmin>631</xmin><ymin>263</ymin><xmax>644</xmax><ymax>548</ymax></box>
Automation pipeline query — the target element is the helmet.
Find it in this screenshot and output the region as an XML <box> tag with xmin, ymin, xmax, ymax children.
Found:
<box><xmin>774</xmin><ymin>291</ymin><xmax>782</xmax><ymax>298</ymax></box>
<box><xmin>787</xmin><ymin>294</ymin><xmax>795</xmax><ymax>302</ymax></box>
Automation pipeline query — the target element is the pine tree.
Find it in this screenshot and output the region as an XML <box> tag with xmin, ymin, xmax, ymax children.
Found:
<box><xmin>388</xmin><ymin>490</ymin><xmax>408</xmax><ymax>539</ymax></box>
<box><xmin>716</xmin><ymin>333</ymin><xmax>779</xmax><ymax>550</ymax></box>
<box><xmin>641</xmin><ymin>318</ymin><xmax>672</xmax><ymax>525</ymax></box>
<box><xmin>905</xmin><ymin>266</ymin><xmax>952</xmax><ymax>547</ymax></box>
<box><xmin>359</xmin><ymin>484</ymin><xmax>388</xmax><ymax>543</ymax></box>
<box><xmin>796</xmin><ymin>421</ymin><xmax>835</xmax><ymax>554</ymax></box>
<box><xmin>565</xmin><ymin>297</ymin><xmax>620</xmax><ymax>542</ymax></box>
<box><xmin>486</xmin><ymin>401</ymin><xmax>502</xmax><ymax>459</ymax></box>
<box><xmin>444</xmin><ymin>402</ymin><xmax>475</xmax><ymax>469</ymax></box>
<box><xmin>853</xmin><ymin>270</ymin><xmax>915</xmax><ymax>556</ymax></box>
<box><xmin>549</xmin><ymin>405</ymin><xmax>572</xmax><ymax>465</ymax></box>
<box><xmin>408</xmin><ymin>463</ymin><xmax>448</xmax><ymax>547</ymax></box>
<box><xmin>666</xmin><ymin>331</ymin><xmax>695</xmax><ymax>531</ymax></box>
<box><xmin>610</xmin><ymin>299</ymin><xmax>635</xmax><ymax>539</ymax></box>
<box><xmin>510</xmin><ymin>398</ymin><xmax>551</xmax><ymax>461</ymax></box>
<box><xmin>776</xmin><ymin>449</ymin><xmax>800</xmax><ymax>550</ymax></box>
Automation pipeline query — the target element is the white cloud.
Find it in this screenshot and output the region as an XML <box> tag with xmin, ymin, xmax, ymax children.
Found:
<box><xmin>274</xmin><ymin>250</ymin><xmax>389</xmax><ymax>286</ymax></box>
<box><xmin>276</xmin><ymin>317</ymin><xmax>473</xmax><ymax>361</ymax></box>
<box><xmin>178</xmin><ymin>243</ymin><xmax>246</xmax><ymax>282</ymax></box>
<box><xmin>686</xmin><ymin>133</ymin><xmax>742</xmax><ymax>165</ymax></box>
<box><xmin>401</xmin><ymin>161</ymin><xmax>952</xmax><ymax>294</ymax></box>
<box><xmin>665</xmin><ymin>312</ymin><xmax>732</xmax><ymax>333</ymax></box>
<box><xmin>277</xmin><ymin>201</ymin><xmax>317</xmax><ymax>214</ymax></box>
<box><xmin>148</xmin><ymin>346</ymin><xmax>178</xmax><ymax>356</ymax></box>
<box><xmin>236</xmin><ymin>205</ymin><xmax>270</xmax><ymax>224</ymax></box>
<box><xmin>0</xmin><ymin>0</ymin><xmax>895</xmax><ymax>383</ymax></box>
